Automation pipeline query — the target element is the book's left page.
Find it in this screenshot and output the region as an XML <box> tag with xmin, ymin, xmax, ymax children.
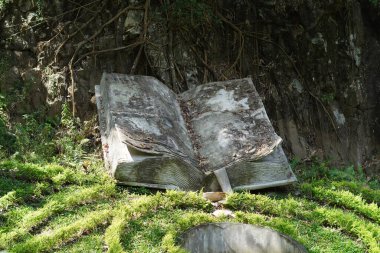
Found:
<box><xmin>96</xmin><ymin>74</ymin><xmax>199</xmax><ymax>188</ymax></box>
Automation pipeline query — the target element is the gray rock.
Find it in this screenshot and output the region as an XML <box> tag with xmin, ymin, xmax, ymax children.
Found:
<box><xmin>179</xmin><ymin>223</ymin><xmax>308</xmax><ymax>253</ymax></box>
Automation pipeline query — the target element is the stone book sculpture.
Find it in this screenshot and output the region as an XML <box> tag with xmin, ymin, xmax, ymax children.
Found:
<box><xmin>95</xmin><ymin>73</ymin><xmax>297</xmax><ymax>192</ymax></box>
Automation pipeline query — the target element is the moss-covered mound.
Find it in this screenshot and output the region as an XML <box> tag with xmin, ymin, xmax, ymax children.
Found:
<box><xmin>0</xmin><ymin>160</ymin><xmax>379</xmax><ymax>253</ymax></box>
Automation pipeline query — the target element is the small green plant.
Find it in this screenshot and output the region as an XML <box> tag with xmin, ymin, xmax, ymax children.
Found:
<box><xmin>320</xmin><ymin>93</ymin><xmax>335</xmax><ymax>103</ymax></box>
<box><xmin>0</xmin><ymin>95</ymin><xmax>16</xmax><ymax>156</ymax></box>
<box><xmin>369</xmin><ymin>0</ymin><xmax>379</xmax><ymax>6</ymax></box>
<box><xmin>35</xmin><ymin>0</ymin><xmax>44</xmax><ymax>17</ymax></box>
<box><xmin>0</xmin><ymin>101</ymin><xmax>91</xmax><ymax>163</ymax></box>
<box><xmin>0</xmin><ymin>191</ymin><xmax>16</xmax><ymax>212</ymax></box>
<box><xmin>13</xmin><ymin>114</ymin><xmax>56</xmax><ymax>161</ymax></box>
<box><xmin>53</xmin><ymin>103</ymin><xmax>88</xmax><ymax>163</ymax></box>
<box><xmin>162</xmin><ymin>0</ymin><xmax>219</xmax><ymax>31</ymax></box>
<box><xmin>0</xmin><ymin>0</ymin><xmax>12</xmax><ymax>13</ymax></box>
<box><xmin>295</xmin><ymin>159</ymin><xmax>367</xmax><ymax>182</ymax></box>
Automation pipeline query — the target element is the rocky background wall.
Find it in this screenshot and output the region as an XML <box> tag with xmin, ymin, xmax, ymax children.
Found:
<box><xmin>0</xmin><ymin>0</ymin><xmax>379</xmax><ymax>177</ymax></box>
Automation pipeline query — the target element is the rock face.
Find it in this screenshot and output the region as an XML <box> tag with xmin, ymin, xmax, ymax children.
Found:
<box><xmin>0</xmin><ymin>0</ymin><xmax>379</xmax><ymax>176</ymax></box>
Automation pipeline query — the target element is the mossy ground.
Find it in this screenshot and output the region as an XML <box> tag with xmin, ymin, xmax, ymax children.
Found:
<box><xmin>0</xmin><ymin>159</ymin><xmax>379</xmax><ymax>253</ymax></box>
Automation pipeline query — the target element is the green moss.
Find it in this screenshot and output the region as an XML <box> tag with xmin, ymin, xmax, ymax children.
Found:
<box><xmin>56</xmin><ymin>232</ymin><xmax>105</xmax><ymax>253</ymax></box>
<box><xmin>234</xmin><ymin>212</ymin><xmax>364</xmax><ymax>253</ymax></box>
<box><xmin>104</xmin><ymin>208</ymin><xmax>127</xmax><ymax>253</ymax></box>
<box><xmin>301</xmin><ymin>183</ymin><xmax>380</xmax><ymax>223</ymax></box>
<box><xmin>226</xmin><ymin>193</ymin><xmax>380</xmax><ymax>253</ymax></box>
<box><xmin>327</xmin><ymin>180</ymin><xmax>380</xmax><ymax>204</ymax></box>
<box><xmin>11</xmin><ymin>209</ymin><xmax>112</xmax><ymax>253</ymax></box>
<box><xmin>0</xmin><ymin>191</ymin><xmax>16</xmax><ymax>212</ymax></box>
<box><xmin>0</xmin><ymin>159</ymin><xmax>379</xmax><ymax>252</ymax></box>
<box><xmin>0</xmin><ymin>183</ymin><xmax>116</xmax><ymax>248</ymax></box>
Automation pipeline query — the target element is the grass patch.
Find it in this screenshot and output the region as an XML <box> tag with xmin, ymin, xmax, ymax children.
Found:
<box><xmin>56</xmin><ymin>231</ymin><xmax>105</xmax><ymax>253</ymax></box>
<box><xmin>0</xmin><ymin>160</ymin><xmax>101</xmax><ymax>186</ymax></box>
<box><xmin>225</xmin><ymin>193</ymin><xmax>380</xmax><ymax>253</ymax></box>
<box><xmin>11</xmin><ymin>209</ymin><xmax>112</xmax><ymax>253</ymax></box>
<box><xmin>104</xmin><ymin>191</ymin><xmax>211</xmax><ymax>253</ymax></box>
<box><xmin>309</xmin><ymin>180</ymin><xmax>380</xmax><ymax>205</ymax></box>
<box><xmin>0</xmin><ymin>191</ymin><xmax>16</xmax><ymax>212</ymax></box>
<box><xmin>234</xmin><ymin>212</ymin><xmax>364</xmax><ymax>253</ymax></box>
<box><xmin>0</xmin><ymin>184</ymin><xmax>116</xmax><ymax>248</ymax></box>
<box><xmin>301</xmin><ymin>183</ymin><xmax>380</xmax><ymax>223</ymax></box>
<box><xmin>0</xmin><ymin>160</ymin><xmax>379</xmax><ymax>252</ymax></box>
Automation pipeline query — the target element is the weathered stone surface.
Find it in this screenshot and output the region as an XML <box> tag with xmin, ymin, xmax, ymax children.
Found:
<box><xmin>180</xmin><ymin>78</ymin><xmax>282</xmax><ymax>172</ymax></box>
<box><xmin>203</xmin><ymin>192</ymin><xmax>226</xmax><ymax>202</ymax></box>
<box><xmin>115</xmin><ymin>156</ymin><xmax>204</xmax><ymax>191</ymax></box>
<box><xmin>179</xmin><ymin>223</ymin><xmax>307</xmax><ymax>253</ymax></box>
<box><xmin>96</xmin><ymin>73</ymin><xmax>296</xmax><ymax>191</ymax></box>
<box><xmin>97</xmin><ymin>73</ymin><xmax>195</xmax><ymax>164</ymax></box>
<box><xmin>226</xmin><ymin>146</ymin><xmax>296</xmax><ymax>191</ymax></box>
<box><xmin>124</xmin><ymin>10</ymin><xmax>143</xmax><ymax>35</ymax></box>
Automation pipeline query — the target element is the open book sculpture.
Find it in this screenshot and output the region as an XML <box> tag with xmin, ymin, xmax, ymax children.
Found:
<box><xmin>95</xmin><ymin>73</ymin><xmax>297</xmax><ymax>192</ymax></box>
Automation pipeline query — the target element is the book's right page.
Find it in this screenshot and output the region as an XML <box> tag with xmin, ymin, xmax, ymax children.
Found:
<box><xmin>180</xmin><ymin>78</ymin><xmax>282</xmax><ymax>171</ymax></box>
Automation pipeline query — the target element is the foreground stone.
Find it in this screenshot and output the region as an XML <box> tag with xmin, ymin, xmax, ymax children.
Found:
<box><xmin>179</xmin><ymin>223</ymin><xmax>307</xmax><ymax>253</ymax></box>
